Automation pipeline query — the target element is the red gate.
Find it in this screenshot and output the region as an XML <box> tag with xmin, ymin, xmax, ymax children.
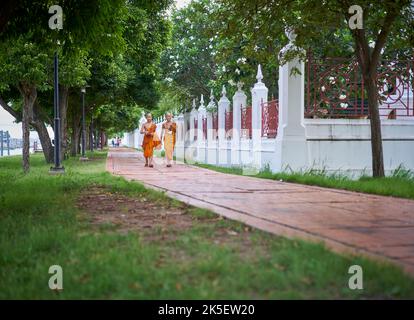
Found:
<box><xmin>212</xmin><ymin>113</ymin><xmax>218</xmax><ymax>139</ymax></box>
<box><xmin>306</xmin><ymin>52</ymin><xmax>414</xmax><ymax>118</ymax></box>
<box><xmin>202</xmin><ymin>117</ymin><xmax>207</xmax><ymax>140</ymax></box>
<box><xmin>225</xmin><ymin>110</ymin><xmax>233</xmax><ymax>139</ymax></box>
<box><xmin>241</xmin><ymin>105</ymin><xmax>252</xmax><ymax>138</ymax></box>
<box><xmin>194</xmin><ymin>118</ymin><xmax>198</xmax><ymax>141</ymax></box>
<box><xmin>261</xmin><ymin>100</ymin><xmax>279</xmax><ymax>138</ymax></box>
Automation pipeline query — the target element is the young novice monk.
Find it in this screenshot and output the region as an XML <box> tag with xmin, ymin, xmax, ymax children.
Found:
<box><xmin>160</xmin><ymin>112</ymin><xmax>176</xmax><ymax>168</ymax></box>
<box><xmin>140</xmin><ymin>112</ymin><xmax>161</xmax><ymax>167</ymax></box>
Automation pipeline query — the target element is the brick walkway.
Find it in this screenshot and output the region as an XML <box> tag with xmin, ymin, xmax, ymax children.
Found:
<box><xmin>107</xmin><ymin>147</ymin><xmax>414</xmax><ymax>275</ymax></box>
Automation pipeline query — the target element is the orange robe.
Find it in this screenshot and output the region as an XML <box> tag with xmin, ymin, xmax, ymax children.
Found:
<box><xmin>142</xmin><ymin>123</ymin><xmax>161</xmax><ymax>158</ymax></box>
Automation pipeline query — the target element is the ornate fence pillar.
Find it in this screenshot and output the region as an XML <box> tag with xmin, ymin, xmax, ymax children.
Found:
<box><xmin>206</xmin><ymin>90</ymin><xmax>217</xmax><ymax>165</ymax></box>
<box><xmin>207</xmin><ymin>90</ymin><xmax>215</xmax><ymax>142</ymax></box>
<box><xmin>186</xmin><ymin>100</ymin><xmax>198</xmax><ymax>163</ymax></box>
<box><xmin>189</xmin><ymin>99</ymin><xmax>197</xmax><ymax>142</ymax></box>
<box><xmin>175</xmin><ymin>112</ymin><xmax>185</xmax><ymax>162</ymax></box>
<box><xmin>183</xmin><ymin>110</ymin><xmax>191</xmax><ymax>158</ymax></box>
<box><xmin>232</xmin><ymin>83</ymin><xmax>247</xmax><ymax>165</ymax></box>
<box><xmin>197</xmin><ymin>94</ymin><xmax>207</xmax><ymax>162</ymax></box>
<box><xmin>251</xmin><ymin>65</ymin><xmax>268</xmax><ymax>169</ymax></box>
<box><xmin>136</xmin><ymin>112</ymin><xmax>146</xmax><ymax>149</ymax></box>
<box><xmin>218</xmin><ymin>85</ymin><xmax>230</xmax><ymax>165</ymax></box>
<box><xmin>275</xmin><ymin>29</ymin><xmax>307</xmax><ymax>172</ymax></box>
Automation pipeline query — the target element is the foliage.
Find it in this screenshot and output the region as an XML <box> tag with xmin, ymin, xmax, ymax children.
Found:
<box><xmin>160</xmin><ymin>0</ymin><xmax>221</xmax><ymax>103</ymax></box>
<box><xmin>0</xmin><ymin>0</ymin><xmax>173</xmax><ymax>166</ymax></box>
<box><xmin>0</xmin><ymin>34</ymin><xmax>52</xmax><ymax>92</ymax></box>
<box><xmin>152</xmin><ymin>82</ymin><xmax>191</xmax><ymax>117</ymax></box>
<box><xmin>157</xmin><ymin>0</ymin><xmax>413</xmax><ymax>115</ymax></box>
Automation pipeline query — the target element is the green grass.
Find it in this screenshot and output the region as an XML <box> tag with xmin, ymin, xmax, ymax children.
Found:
<box><xmin>1</xmin><ymin>152</ymin><xmax>414</xmax><ymax>299</ymax></box>
<box><xmin>194</xmin><ymin>163</ymin><xmax>414</xmax><ymax>200</ymax></box>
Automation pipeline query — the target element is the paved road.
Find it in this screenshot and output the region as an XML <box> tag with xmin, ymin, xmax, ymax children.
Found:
<box><xmin>107</xmin><ymin>147</ymin><xmax>414</xmax><ymax>275</ymax></box>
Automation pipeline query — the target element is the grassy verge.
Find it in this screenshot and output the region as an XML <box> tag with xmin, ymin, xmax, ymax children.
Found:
<box><xmin>1</xmin><ymin>152</ymin><xmax>413</xmax><ymax>299</ymax></box>
<box><xmin>194</xmin><ymin>163</ymin><xmax>414</xmax><ymax>200</ymax></box>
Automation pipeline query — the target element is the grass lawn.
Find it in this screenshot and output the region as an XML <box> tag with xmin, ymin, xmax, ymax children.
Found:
<box><xmin>1</xmin><ymin>152</ymin><xmax>414</xmax><ymax>299</ymax></box>
<box><xmin>194</xmin><ymin>163</ymin><xmax>414</xmax><ymax>200</ymax></box>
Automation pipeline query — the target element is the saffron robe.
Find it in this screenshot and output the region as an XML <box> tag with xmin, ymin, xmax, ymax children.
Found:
<box><xmin>142</xmin><ymin>123</ymin><xmax>161</xmax><ymax>158</ymax></box>
<box><xmin>163</xmin><ymin>122</ymin><xmax>176</xmax><ymax>161</ymax></box>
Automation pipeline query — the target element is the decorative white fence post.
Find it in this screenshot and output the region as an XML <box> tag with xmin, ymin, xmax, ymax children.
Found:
<box><xmin>206</xmin><ymin>90</ymin><xmax>216</xmax><ymax>165</ymax></box>
<box><xmin>251</xmin><ymin>64</ymin><xmax>268</xmax><ymax>170</ymax></box>
<box><xmin>275</xmin><ymin>29</ymin><xmax>307</xmax><ymax>172</ymax></box>
<box><xmin>135</xmin><ymin>112</ymin><xmax>146</xmax><ymax>149</ymax></box>
<box><xmin>189</xmin><ymin>99</ymin><xmax>197</xmax><ymax>142</ymax></box>
<box><xmin>186</xmin><ymin>99</ymin><xmax>198</xmax><ymax>163</ymax></box>
<box><xmin>232</xmin><ymin>82</ymin><xmax>246</xmax><ymax>165</ymax></box>
<box><xmin>218</xmin><ymin>85</ymin><xmax>230</xmax><ymax>165</ymax></box>
<box><xmin>183</xmin><ymin>110</ymin><xmax>191</xmax><ymax>160</ymax></box>
<box><xmin>197</xmin><ymin>94</ymin><xmax>207</xmax><ymax>162</ymax></box>
<box><xmin>156</xmin><ymin>115</ymin><xmax>163</xmax><ymax>143</ymax></box>
<box><xmin>175</xmin><ymin>112</ymin><xmax>185</xmax><ymax>161</ymax></box>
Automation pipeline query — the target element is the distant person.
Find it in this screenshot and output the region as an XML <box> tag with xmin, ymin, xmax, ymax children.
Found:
<box><xmin>111</xmin><ymin>139</ymin><xmax>115</xmax><ymax>147</ymax></box>
<box><xmin>140</xmin><ymin>112</ymin><xmax>161</xmax><ymax>167</ymax></box>
<box><xmin>160</xmin><ymin>112</ymin><xmax>176</xmax><ymax>168</ymax></box>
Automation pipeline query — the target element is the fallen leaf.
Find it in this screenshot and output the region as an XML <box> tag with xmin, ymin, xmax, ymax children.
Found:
<box><xmin>227</xmin><ymin>230</ymin><xmax>238</xmax><ymax>236</ymax></box>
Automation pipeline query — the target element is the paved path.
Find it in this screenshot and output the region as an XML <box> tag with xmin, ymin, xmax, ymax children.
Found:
<box><xmin>107</xmin><ymin>147</ymin><xmax>414</xmax><ymax>275</ymax></box>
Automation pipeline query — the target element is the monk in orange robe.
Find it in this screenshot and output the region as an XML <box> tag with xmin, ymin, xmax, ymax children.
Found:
<box><xmin>160</xmin><ymin>112</ymin><xmax>176</xmax><ymax>167</ymax></box>
<box><xmin>140</xmin><ymin>113</ymin><xmax>161</xmax><ymax>167</ymax></box>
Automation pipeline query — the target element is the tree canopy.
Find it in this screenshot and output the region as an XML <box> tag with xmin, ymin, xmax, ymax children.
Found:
<box><xmin>0</xmin><ymin>0</ymin><xmax>172</xmax><ymax>171</ymax></box>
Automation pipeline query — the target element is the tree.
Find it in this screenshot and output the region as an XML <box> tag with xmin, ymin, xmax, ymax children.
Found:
<box><xmin>0</xmin><ymin>0</ymin><xmax>126</xmax><ymax>170</ymax></box>
<box><xmin>216</xmin><ymin>0</ymin><xmax>414</xmax><ymax>177</ymax></box>
<box><xmin>159</xmin><ymin>0</ymin><xmax>229</xmax><ymax>105</ymax></box>
<box><xmin>0</xmin><ymin>34</ymin><xmax>51</xmax><ymax>172</ymax></box>
<box><xmin>0</xmin><ymin>0</ymin><xmax>173</xmax><ymax>170</ymax></box>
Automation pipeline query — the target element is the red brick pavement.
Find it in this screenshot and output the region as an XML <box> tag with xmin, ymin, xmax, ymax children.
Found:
<box><xmin>107</xmin><ymin>147</ymin><xmax>414</xmax><ymax>275</ymax></box>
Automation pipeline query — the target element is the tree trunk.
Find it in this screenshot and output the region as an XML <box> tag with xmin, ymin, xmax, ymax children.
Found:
<box><xmin>89</xmin><ymin>122</ymin><xmax>94</xmax><ymax>151</ymax></box>
<box><xmin>70</xmin><ymin>114</ymin><xmax>81</xmax><ymax>157</ymax></box>
<box><xmin>18</xmin><ymin>83</ymin><xmax>37</xmax><ymax>173</ymax></box>
<box><xmin>59</xmin><ymin>85</ymin><xmax>69</xmax><ymax>161</ymax></box>
<box><xmin>364</xmin><ymin>72</ymin><xmax>385</xmax><ymax>177</ymax></box>
<box><xmin>77</xmin><ymin>127</ymin><xmax>82</xmax><ymax>154</ymax></box>
<box><xmin>32</xmin><ymin>102</ymin><xmax>54</xmax><ymax>163</ymax></box>
<box><xmin>1</xmin><ymin>95</ymin><xmax>53</xmax><ymax>164</ymax></box>
<box><xmin>352</xmin><ymin>32</ymin><xmax>386</xmax><ymax>177</ymax></box>
<box><xmin>86</xmin><ymin>123</ymin><xmax>90</xmax><ymax>150</ymax></box>
<box><xmin>99</xmin><ymin>130</ymin><xmax>104</xmax><ymax>150</ymax></box>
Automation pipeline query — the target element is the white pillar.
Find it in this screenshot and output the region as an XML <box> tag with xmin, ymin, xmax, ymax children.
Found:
<box><xmin>275</xmin><ymin>30</ymin><xmax>307</xmax><ymax>172</ymax></box>
<box><xmin>232</xmin><ymin>83</ymin><xmax>247</xmax><ymax>165</ymax></box>
<box><xmin>197</xmin><ymin>94</ymin><xmax>207</xmax><ymax>162</ymax></box>
<box><xmin>190</xmin><ymin>99</ymin><xmax>197</xmax><ymax>142</ymax></box>
<box><xmin>206</xmin><ymin>90</ymin><xmax>216</xmax><ymax>164</ymax></box>
<box><xmin>251</xmin><ymin>64</ymin><xmax>268</xmax><ymax>169</ymax></box>
<box><xmin>186</xmin><ymin>100</ymin><xmax>198</xmax><ymax>163</ymax></box>
<box><xmin>140</xmin><ymin>113</ymin><xmax>146</xmax><ymax>146</ymax></box>
<box><xmin>175</xmin><ymin>112</ymin><xmax>185</xmax><ymax>161</ymax></box>
<box><xmin>218</xmin><ymin>85</ymin><xmax>230</xmax><ymax>165</ymax></box>
<box><xmin>183</xmin><ymin>111</ymin><xmax>191</xmax><ymax>160</ymax></box>
<box><xmin>207</xmin><ymin>90</ymin><xmax>215</xmax><ymax>142</ymax></box>
<box><xmin>136</xmin><ymin>112</ymin><xmax>146</xmax><ymax>149</ymax></box>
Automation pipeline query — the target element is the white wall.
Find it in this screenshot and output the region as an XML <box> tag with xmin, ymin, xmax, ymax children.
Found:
<box><xmin>304</xmin><ymin>119</ymin><xmax>414</xmax><ymax>176</ymax></box>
